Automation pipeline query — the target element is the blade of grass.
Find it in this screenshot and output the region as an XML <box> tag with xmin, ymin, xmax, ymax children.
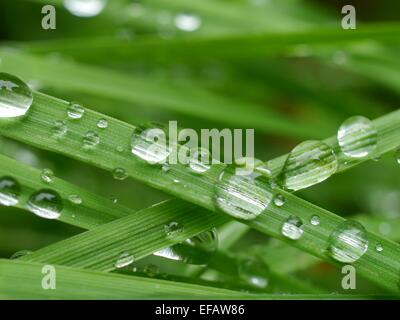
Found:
<box><xmin>1</xmin><ymin>91</ymin><xmax>400</xmax><ymax>292</ymax></box>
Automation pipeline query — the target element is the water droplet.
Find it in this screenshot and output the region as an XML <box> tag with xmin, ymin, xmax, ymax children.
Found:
<box><xmin>238</xmin><ymin>257</ymin><xmax>269</xmax><ymax>289</ymax></box>
<box><xmin>174</xmin><ymin>13</ymin><xmax>201</xmax><ymax>32</ymax></box>
<box><xmin>115</xmin><ymin>252</ymin><xmax>134</xmax><ymax>269</ymax></box>
<box><xmin>68</xmin><ymin>194</ymin><xmax>82</xmax><ymax>205</ymax></box>
<box><xmin>52</xmin><ymin>120</ymin><xmax>68</xmax><ymax>138</ymax></box>
<box><xmin>281</xmin><ymin>215</ymin><xmax>304</xmax><ymax>240</ymax></box>
<box><xmin>327</xmin><ymin>220</ymin><xmax>368</xmax><ymax>263</ymax></box>
<box><xmin>395</xmin><ymin>147</ymin><xmax>400</xmax><ymax>165</ymax></box>
<box><xmin>188</xmin><ymin>148</ymin><xmax>210</xmax><ymax>173</ymax></box>
<box><xmin>113</xmin><ymin>168</ymin><xmax>128</xmax><ymax>181</ymax></box>
<box><xmin>110</xmin><ymin>196</ymin><xmax>118</xmax><ymax>204</ymax></box>
<box><xmin>254</xmin><ymin>162</ymin><xmax>272</xmax><ymax>177</ymax></box>
<box><xmin>27</xmin><ymin>189</ymin><xmax>63</xmax><ymax>219</ymax></box>
<box><xmin>67</xmin><ymin>102</ymin><xmax>85</xmax><ymax>119</ymax></box>
<box><xmin>10</xmin><ymin>250</ymin><xmax>32</xmax><ymax>259</ymax></box>
<box><xmin>131</xmin><ymin>127</ymin><xmax>169</xmax><ymax>165</ymax></box>
<box><xmin>164</xmin><ymin>221</ymin><xmax>183</xmax><ymax>238</ymax></box>
<box><xmin>0</xmin><ymin>72</ymin><xmax>33</xmax><ymax>118</ymax></box>
<box><xmin>337</xmin><ymin>116</ymin><xmax>377</xmax><ymax>158</ymax></box>
<box><xmin>63</xmin><ymin>0</ymin><xmax>107</xmax><ymax>17</ymax></box>
<box><xmin>375</xmin><ymin>243</ymin><xmax>383</xmax><ymax>252</ymax></box>
<box><xmin>83</xmin><ymin>131</ymin><xmax>100</xmax><ymax>149</ymax></box>
<box><xmin>41</xmin><ymin>168</ymin><xmax>54</xmax><ymax>184</ymax></box>
<box><xmin>273</xmin><ymin>194</ymin><xmax>285</xmax><ymax>207</ymax></box>
<box><xmin>0</xmin><ymin>176</ymin><xmax>20</xmax><ymax>206</ymax></box>
<box><xmin>310</xmin><ymin>215</ymin><xmax>320</xmax><ymax>226</ymax></box>
<box><xmin>97</xmin><ymin>118</ymin><xmax>108</xmax><ymax>129</ymax></box>
<box><xmin>161</xmin><ymin>164</ymin><xmax>170</xmax><ymax>172</ymax></box>
<box><xmin>282</xmin><ymin>140</ymin><xmax>337</xmax><ymax>191</ymax></box>
<box><xmin>173</xmin><ymin>178</ymin><xmax>180</xmax><ymax>184</ymax></box>
<box><xmin>153</xmin><ymin>247</ymin><xmax>182</xmax><ymax>261</ymax></box>
<box><xmin>116</xmin><ymin>145</ymin><xmax>124</xmax><ymax>153</ymax></box>
<box><xmin>214</xmin><ymin>168</ymin><xmax>272</xmax><ymax>220</ymax></box>
<box><xmin>144</xmin><ymin>264</ymin><xmax>159</xmax><ymax>277</ymax></box>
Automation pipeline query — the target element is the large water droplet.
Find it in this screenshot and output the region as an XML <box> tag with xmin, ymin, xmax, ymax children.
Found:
<box><xmin>115</xmin><ymin>252</ymin><xmax>134</xmax><ymax>269</ymax></box>
<box><xmin>83</xmin><ymin>131</ymin><xmax>100</xmax><ymax>149</ymax></box>
<box><xmin>41</xmin><ymin>168</ymin><xmax>54</xmax><ymax>184</ymax></box>
<box><xmin>337</xmin><ymin>116</ymin><xmax>378</xmax><ymax>158</ymax></box>
<box><xmin>327</xmin><ymin>220</ymin><xmax>368</xmax><ymax>263</ymax></box>
<box><xmin>188</xmin><ymin>148</ymin><xmax>210</xmax><ymax>173</ymax></box>
<box><xmin>281</xmin><ymin>215</ymin><xmax>304</xmax><ymax>240</ymax></box>
<box><xmin>282</xmin><ymin>140</ymin><xmax>337</xmax><ymax>191</ymax></box>
<box><xmin>214</xmin><ymin>168</ymin><xmax>273</xmax><ymax>220</ymax></box>
<box><xmin>27</xmin><ymin>189</ymin><xmax>63</xmax><ymax>219</ymax></box>
<box><xmin>238</xmin><ymin>257</ymin><xmax>269</xmax><ymax>289</ymax></box>
<box><xmin>164</xmin><ymin>221</ymin><xmax>183</xmax><ymax>238</ymax></box>
<box><xmin>0</xmin><ymin>176</ymin><xmax>20</xmax><ymax>206</ymax></box>
<box><xmin>67</xmin><ymin>102</ymin><xmax>85</xmax><ymax>119</ymax></box>
<box><xmin>174</xmin><ymin>13</ymin><xmax>201</xmax><ymax>32</ymax></box>
<box><xmin>131</xmin><ymin>127</ymin><xmax>169</xmax><ymax>165</ymax></box>
<box><xmin>0</xmin><ymin>72</ymin><xmax>33</xmax><ymax>118</ymax></box>
<box><xmin>63</xmin><ymin>0</ymin><xmax>107</xmax><ymax>17</ymax></box>
<box><xmin>113</xmin><ymin>168</ymin><xmax>128</xmax><ymax>181</ymax></box>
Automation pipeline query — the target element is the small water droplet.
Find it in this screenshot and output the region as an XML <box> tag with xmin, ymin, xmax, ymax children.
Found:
<box><xmin>0</xmin><ymin>176</ymin><xmax>20</xmax><ymax>206</ymax></box>
<box><xmin>174</xmin><ymin>13</ymin><xmax>201</xmax><ymax>32</ymax></box>
<box><xmin>375</xmin><ymin>243</ymin><xmax>383</xmax><ymax>252</ymax></box>
<box><xmin>281</xmin><ymin>215</ymin><xmax>304</xmax><ymax>240</ymax></box>
<box><xmin>0</xmin><ymin>72</ymin><xmax>33</xmax><ymax>118</ymax></box>
<box><xmin>310</xmin><ymin>215</ymin><xmax>320</xmax><ymax>226</ymax></box>
<box><xmin>67</xmin><ymin>102</ymin><xmax>85</xmax><ymax>119</ymax></box>
<box><xmin>327</xmin><ymin>220</ymin><xmax>368</xmax><ymax>263</ymax></box>
<box><xmin>162</xmin><ymin>164</ymin><xmax>170</xmax><ymax>172</ymax></box>
<box><xmin>338</xmin><ymin>116</ymin><xmax>377</xmax><ymax>158</ymax></box>
<box><xmin>273</xmin><ymin>194</ymin><xmax>285</xmax><ymax>207</ymax></box>
<box><xmin>164</xmin><ymin>221</ymin><xmax>183</xmax><ymax>238</ymax></box>
<box><xmin>282</xmin><ymin>140</ymin><xmax>337</xmax><ymax>191</ymax></box>
<box><xmin>10</xmin><ymin>250</ymin><xmax>32</xmax><ymax>259</ymax></box>
<box><xmin>113</xmin><ymin>168</ymin><xmax>128</xmax><ymax>181</ymax></box>
<box><xmin>131</xmin><ymin>126</ymin><xmax>169</xmax><ymax>164</ymax></box>
<box><xmin>254</xmin><ymin>162</ymin><xmax>272</xmax><ymax>177</ymax></box>
<box><xmin>395</xmin><ymin>147</ymin><xmax>400</xmax><ymax>165</ymax></box>
<box><xmin>41</xmin><ymin>168</ymin><xmax>54</xmax><ymax>184</ymax></box>
<box><xmin>52</xmin><ymin>120</ymin><xmax>68</xmax><ymax>138</ymax></box>
<box><xmin>214</xmin><ymin>168</ymin><xmax>273</xmax><ymax>220</ymax></box>
<box><xmin>116</xmin><ymin>145</ymin><xmax>124</xmax><ymax>153</ymax></box>
<box><xmin>68</xmin><ymin>194</ymin><xmax>82</xmax><ymax>205</ymax></box>
<box><xmin>173</xmin><ymin>178</ymin><xmax>180</xmax><ymax>184</ymax></box>
<box><xmin>110</xmin><ymin>196</ymin><xmax>118</xmax><ymax>204</ymax></box>
<box><xmin>27</xmin><ymin>189</ymin><xmax>63</xmax><ymax>219</ymax></box>
<box><xmin>97</xmin><ymin>118</ymin><xmax>108</xmax><ymax>129</ymax></box>
<box><xmin>115</xmin><ymin>252</ymin><xmax>134</xmax><ymax>269</ymax></box>
<box><xmin>63</xmin><ymin>0</ymin><xmax>107</xmax><ymax>17</ymax></box>
<box><xmin>83</xmin><ymin>131</ymin><xmax>100</xmax><ymax>149</ymax></box>
<box><xmin>144</xmin><ymin>264</ymin><xmax>159</xmax><ymax>277</ymax></box>
<box><xmin>238</xmin><ymin>257</ymin><xmax>269</xmax><ymax>289</ymax></box>
<box><xmin>188</xmin><ymin>148</ymin><xmax>210</xmax><ymax>173</ymax></box>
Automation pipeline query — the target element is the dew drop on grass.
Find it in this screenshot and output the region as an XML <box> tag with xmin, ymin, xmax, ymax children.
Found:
<box><xmin>10</xmin><ymin>250</ymin><xmax>32</xmax><ymax>259</ymax></box>
<box><xmin>67</xmin><ymin>102</ymin><xmax>85</xmax><ymax>119</ymax></box>
<box><xmin>113</xmin><ymin>168</ymin><xmax>128</xmax><ymax>181</ymax></box>
<box><xmin>281</xmin><ymin>215</ymin><xmax>304</xmax><ymax>240</ymax></box>
<box><xmin>174</xmin><ymin>13</ymin><xmax>201</xmax><ymax>32</ymax></box>
<box><xmin>214</xmin><ymin>168</ymin><xmax>273</xmax><ymax>220</ymax></box>
<box><xmin>327</xmin><ymin>220</ymin><xmax>368</xmax><ymax>263</ymax></box>
<box><xmin>52</xmin><ymin>120</ymin><xmax>68</xmax><ymax>138</ymax></box>
<box><xmin>337</xmin><ymin>116</ymin><xmax>378</xmax><ymax>158</ymax></box>
<box><xmin>115</xmin><ymin>252</ymin><xmax>134</xmax><ymax>269</ymax></box>
<box><xmin>83</xmin><ymin>131</ymin><xmax>100</xmax><ymax>149</ymax></box>
<box><xmin>0</xmin><ymin>72</ymin><xmax>33</xmax><ymax>118</ymax></box>
<box><xmin>97</xmin><ymin>118</ymin><xmax>108</xmax><ymax>129</ymax></box>
<box><xmin>27</xmin><ymin>189</ymin><xmax>63</xmax><ymax>219</ymax></box>
<box><xmin>396</xmin><ymin>147</ymin><xmax>400</xmax><ymax>164</ymax></box>
<box><xmin>161</xmin><ymin>164</ymin><xmax>170</xmax><ymax>172</ymax></box>
<box><xmin>41</xmin><ymin>168</ymin><xmax>54</xmax><ymax>184</ymax></box>
<box><xmin>63</xmin><ymin>0</ymin><xmax>107</xmax><ymax>17</ymax></box>
<box><xmin>282</xmin><ymin>140</ymin><xmax>337</xmax><ymax>191</ymax></box>
<box><xmin>188</xmin><ymin>148</ymin><xmax>210</xmax><ymax>173</ymax></box>
<box><xmin>238</xmin><ymin>257</ymin><xmax>269</xmax><ymax>289</ymax></box>
<box><xmin>68</xmin><ymin>194</ymin><xmax>82</xmax><ymax>205</ymax></box>
<box><xmin>131</xmin><ymin>126</ymin><xmax>170</xmax><ymax>165</ymax></box>
<box><xmin>254</xmin><ymin>162</ymin><xmax>272</xmax><ymax>177</ymax></box>
<box><xmin>0</xmin><ymin>176</ymin><xmax>21</xmax><ymax>206</ymax></box>
<box><xmin>273</xmin><ymin>194</ymin><xmax>285</xmax><ymax>207</ymax></box>
<box><xmin>310</xmin><ymin>215</ymin><xmax>320</xmax><ymax>226</ymax></box>
<box><xmin>164</xmin><ymin>221</ymin><xmax>183</xmax><ymax>238</ymax></box>
<box><xmin>375</xmin><ymin>243</ymin><xmax>383</xmax><ymax>253</ymax></box>
<box><xmin>116</xmin><ymin>145</ymin><xmax>124</xmax><ymax>153</ymax></box>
